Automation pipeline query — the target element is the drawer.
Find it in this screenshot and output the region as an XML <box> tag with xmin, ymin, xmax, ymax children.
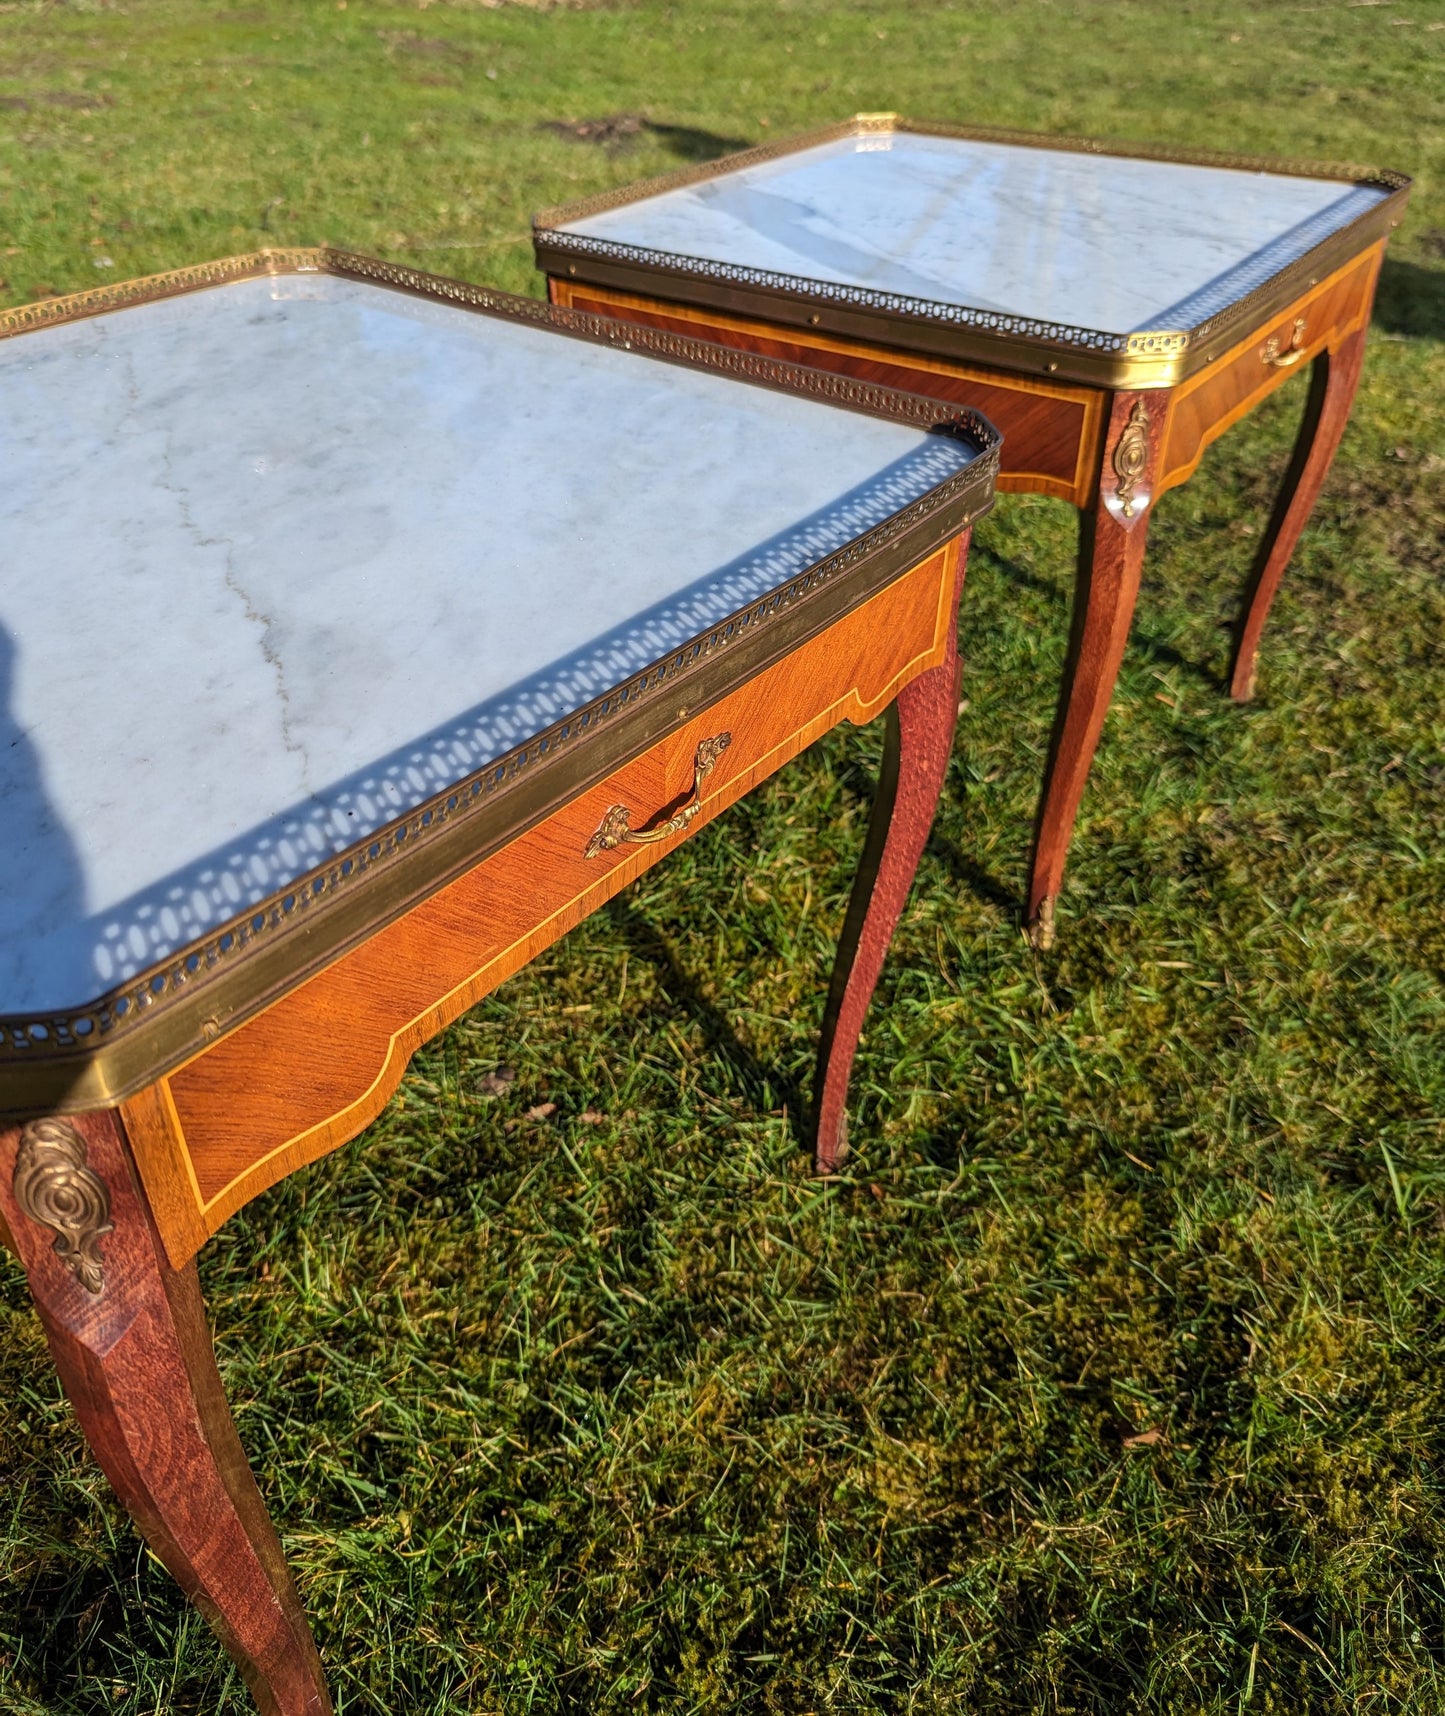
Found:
<box><xmin>128</xmin><ymin>541</ymin><xmax>961</xmax><ymax>1262</ymax></box>
<box><xmin>1158</xmin><ymin>243</ymin><xmax>1382</xmax><ymax>495</ymax></box>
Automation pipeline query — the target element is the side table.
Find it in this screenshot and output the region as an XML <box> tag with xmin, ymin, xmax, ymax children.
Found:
<box><xmin>0</xmin><ymin>251</ymin><xmax>998</xmax><ymax>1715</ymax></box>
<box><xmin>534</xmin><ymin>114</ymin><xmax>1411</xmax><ymax>944</ymax></box>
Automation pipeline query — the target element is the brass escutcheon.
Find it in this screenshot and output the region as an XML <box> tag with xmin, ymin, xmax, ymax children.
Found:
<box><xmin>13</xmin><ymin>1118</ymin><xmax>113</xmax><ymax>1294</ymax></box>
<box><xmin>1111</xmin><ymin>399</ymin><xmax>1151</xmax><ymax>520</ymax></box>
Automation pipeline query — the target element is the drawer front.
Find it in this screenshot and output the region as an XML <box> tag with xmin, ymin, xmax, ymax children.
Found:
<box><xmin>551</xmin><ymin>278</ymin><xmax>1102</xmax><ymax>507</ymax></box>
<box><xmin>1158</xmin><ymin>244</ymin><xmax>1382</xmax><ymax>496</ymax></box>
<box><xmin>129</xmin><ymin>541</ymin><xmax>961</xmax><ymax>1262</ymax></box>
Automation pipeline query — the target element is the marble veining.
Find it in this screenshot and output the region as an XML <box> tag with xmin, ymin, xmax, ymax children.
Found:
<box><xmin>562</xmin><ymin>133</ymin><xmax>1388</xmax><ymax>337</ymax></box>
<box><xmin>0</xmin><ymin>273</ymin><xmax>976</xmax><ymax>1017</ymax></box>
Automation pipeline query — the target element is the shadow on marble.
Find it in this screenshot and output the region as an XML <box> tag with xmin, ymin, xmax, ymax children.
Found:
<box><xmin>0</xmin><ymin>625</ymin><xmax>86</xmax><ymax>1019</ymax></box>
<box><xmin>1</xmin><ymin>437</ymin><xmax>975</xmax><ymax>1019</ymax></box>
<box><xmin>562</xmin><ymin>131</ymin><xmax>1390</xmax><ymax>339</ymax></box>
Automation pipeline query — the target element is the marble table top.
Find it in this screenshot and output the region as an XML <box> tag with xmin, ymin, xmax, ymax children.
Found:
<box><xmin>556</xmin><ymin>130</ymin><xmax>1390</xmax><ymax>338</ymax></box>
<box><xmin>1</xmin><ymin>272</ymin><xmax>978</xmax><ymax>1017</ymax></box>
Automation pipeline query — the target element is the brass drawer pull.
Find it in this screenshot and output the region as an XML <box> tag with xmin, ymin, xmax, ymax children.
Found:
<box><xmin>584</xmin><ymin>733</ymin><xmax>732</xmax><ymax>857</ymax></box>
<box><xmin>1262</xmin><ymin>316</ymin><xmax>1308</xmax><ymax>368</ymax></box>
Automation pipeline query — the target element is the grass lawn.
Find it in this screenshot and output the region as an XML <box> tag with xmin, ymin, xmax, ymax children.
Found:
<box><xmin>2</xmin><ymin>1</ymin><xmax>1444</xmax><ymax>1710</ymax></box>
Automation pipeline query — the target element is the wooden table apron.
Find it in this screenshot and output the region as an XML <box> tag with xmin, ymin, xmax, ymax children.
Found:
<box><xmin>547</xmin><ymin>209</ymin><xmax>1393</xmax><ymax>949</ymax></box>
<box><xmin>0</xmin><ymin>531</ymin><xmax>967</xmax><ymax>1716</ymax></box>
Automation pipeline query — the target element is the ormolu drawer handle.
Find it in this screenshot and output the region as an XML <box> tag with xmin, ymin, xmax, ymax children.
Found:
<box><xmin>1262</xmin><ymin>316</ymin><xmax>1308</xmax><ymax>368</ymax></box>
<box><xmin>584</xmin><ymin>733</ymin><xmax>732</xmax><ymax>857</ymax></box>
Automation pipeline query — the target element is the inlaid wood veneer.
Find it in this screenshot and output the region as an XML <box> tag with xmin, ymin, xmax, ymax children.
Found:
<box><xmin>121</xmin><ymin>543</ymin><xmax>962</xmax><ymax>1264</ymax></box>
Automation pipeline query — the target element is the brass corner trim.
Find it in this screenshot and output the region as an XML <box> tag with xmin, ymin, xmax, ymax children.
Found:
<box><xmin>13</xmin><ymin>1118</ymin><xmax>113</xmax><ymax>1293</ymax></box>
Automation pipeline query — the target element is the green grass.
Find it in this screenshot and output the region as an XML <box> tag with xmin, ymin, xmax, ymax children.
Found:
<box><xmin>2</xmin><ymin>1</ymin><xmax>1444</xmax><ymax>1710</ymax></box>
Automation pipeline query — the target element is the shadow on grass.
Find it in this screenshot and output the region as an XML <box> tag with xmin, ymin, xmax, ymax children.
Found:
<box><xmin>605</xmin><ymin>896</ymin><xmax>810</xmax><ymax>1150</ymax></box>
<box><xmin>540</xmin><ymin>114</ymin><xmax>751</xmax><ymax>160</ymax></box>
<box><xmin>1374</xmin><ymin>256</ymin><xmax>1445</xmax><ymax>341</ymax></box>
<box><xmin>607</xmin><ymin>774</ymin><xmax>1019</xmax><ymax>1158</ymax></box>
<box><xmin>832</xmin><ymin>745</ymin><xmax>1023</xmax><ymax>919</ymax></box>
<box><xmin>645</xmin><ymin>120</ymin><xmax>752</xmax><ymax>162</ymax></box>
<box><xmin>925</xmin><ymin>828</ymin><xmax>1022</xmax><ymax>918</ymax></box>
<box><xmin>973</xmin><ymin>539</ymin><xmax>1229</xmax><ymax>694</ymax></box>
<box><xmin>2</xmin><ymin>1555</ymin><xmax>189</xmax><ymax>1709</ymax></box>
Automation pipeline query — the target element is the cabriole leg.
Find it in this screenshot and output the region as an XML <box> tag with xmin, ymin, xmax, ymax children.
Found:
<box><xmin>1228</xmin><ymin>324</ymin><xmax>1369</xmax><ymax>703</ymax></box>
<box><xmin>1025</xmin><ymin>390</ymin><xmax>1163</xmax><ymax>948</ymax></box>
<box><xmin>813</xmin><ymin>606</ymin><xmax>962</xmax><ymax>1174</ymax></box>
<box><xmin>0</xmin><ymin>1109</ymin><xmax>330</xmax><ymax>1716</ymax></box>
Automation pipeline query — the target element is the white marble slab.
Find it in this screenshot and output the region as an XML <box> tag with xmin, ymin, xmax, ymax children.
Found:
<box><xmin>561</xmin><ymin>131</ymin><xmax>1388</xmax><ymax>336</ymax></box>
<box><xmin>0</xmin><ymin>273</ymin><xmax>978</xmax><ymax>1016</ymax></box>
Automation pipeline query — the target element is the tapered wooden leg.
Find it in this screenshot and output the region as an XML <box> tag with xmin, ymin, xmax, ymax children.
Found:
<box><xmin>813</xmin><ymin>608</ymin><xmax>962</xmax><ymax>1174</ymax></box>
<box><xmin>1228</xmin><ymin>323</ymin><xmax>1369</xmax><ymax>703</ymax></box>
<box><xmin>1025</xmin><ymin>389</ymin><xmax>1165</xmax><ymax>948</ymax></box>
<box><xmin>1</xmin><ymin>1110</ymin><xmax>330</xmax><ymax>1716</ymax></box>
